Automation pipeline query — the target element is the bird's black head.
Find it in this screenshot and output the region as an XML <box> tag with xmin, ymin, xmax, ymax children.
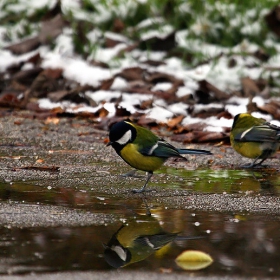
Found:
<box><xmin>104</xmin><ymin>245</ymin><xmax>131</xmax><ymax>268</ymax></box>
<box><xmin>231</xmin><ymin>113</ymin><xmax>241</xmax><ymax>130</ymax></box>
<box><xmin>107</xmin><ymin>121</ymin><xmax>137</xmax><ymax>153</ymax></box>
<box><xmin>103</xmin><ymin>233</ymin><xmax>132</xmax><ymax>268</ymax></box>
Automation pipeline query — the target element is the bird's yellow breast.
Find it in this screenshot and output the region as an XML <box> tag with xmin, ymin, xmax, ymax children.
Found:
<box><xmin>230</xmin><ymin>135</ymin><xmax>279</xmax><ymax>159</ymax></box>
<box><xmin>231</xmin><ymin>141</ymin><xmax>262</xmax><ymax>158</ymax></box>
<box><xmin>120</xmin><ymin>143</ymin><xmax>165</xmax><ymax>172</ymax></box>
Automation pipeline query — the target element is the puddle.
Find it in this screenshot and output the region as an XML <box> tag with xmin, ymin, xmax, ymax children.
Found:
<box><xmin>0</xmin><ymin>208</ymin><xmax>279</xmax><ymax>277</ymax></box>
<box><xmin>0</xmin><ymin>168</ymin><xmax>280</xmax><ymax>277</ymax></box>
<box><xmin>157</xmin><ymin>167</ymin><xmax>280</xmax><ymax>195</ymax></box>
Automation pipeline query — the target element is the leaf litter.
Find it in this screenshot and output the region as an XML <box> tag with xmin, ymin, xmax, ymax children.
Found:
<box><xmin>0</xmin><ymin>1</ymin><xmax>280</xmax><ymax>147</ymax></box>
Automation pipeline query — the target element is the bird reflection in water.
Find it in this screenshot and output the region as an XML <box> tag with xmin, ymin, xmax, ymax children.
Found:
<box><xmin>103</xmin><ymin>213</ymin><xmax>178</xmax><ymax>268</ymax></box>
<box><xmin>103</xmin><ymin>199</ymin><xmax>203</xmax><ymax>269</ymax></box>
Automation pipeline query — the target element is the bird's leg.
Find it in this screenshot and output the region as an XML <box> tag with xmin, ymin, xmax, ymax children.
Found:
<box><xmin>141</xmin><ymin>195</ymin><xmax>152</xmax><ymax>216</ymax></box>
<box><xmin>241</xmin><ymin>156</ymin><xmax>267</xmax><ymax>168</ymax></box>
<box><xmin>241</xmin><ymin>162</ymin><xmax>257</xmax><ymax>168</ymax></box>
<box><xmin>132</xmin><ymin>172</ymin><xmax>153</xmax><ymax>193</ymax></box>
<box><xmin>252</xmin><ymin>157</ymin><xmax>267</xmax><ymax>167</ymax></box>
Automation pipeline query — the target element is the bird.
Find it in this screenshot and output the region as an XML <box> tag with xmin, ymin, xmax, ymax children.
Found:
<box><xmin>107</xmin><ymin>120</ymin><xmax>212</xmax><ymax>193</ymax></box>
<box><xmin>230</xmin><ymin>113</ymin><xmax>280</xmax><ymax>168</ymax></box>
<box><xmin>103</xmin><ymin>214</ymin><xmax>178</xmax><ymax>268</ymax></box>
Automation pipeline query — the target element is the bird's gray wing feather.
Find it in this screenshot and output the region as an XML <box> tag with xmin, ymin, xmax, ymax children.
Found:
<box><xmin>135</xmin><ymin>233</ymin><xmax>177</xmax><ymax>249</ymax></box>
<box><xmin>235</xmin><ymin>124</ymin><xmax>280</xmax><ymax>142</ymax></box>
<box><xmin>140</xmin><ymin>140</ymin><xmax>180</xmax><ymax>158</ymax></box>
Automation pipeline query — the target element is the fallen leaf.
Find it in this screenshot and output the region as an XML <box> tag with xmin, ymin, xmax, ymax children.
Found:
<box><xmin>167</xmin><ymin>115</ymin><xmax>184</xmax><ymax>129</ymax></box>
<box><xmin>196</xmin><ymin>80</ymin><xmax>229</xmax><ymax>104</ymax></box>
<box><xmin>44</xmin><ymin>117</ymin><xmax>60</xmax><ymax>125</ymax></box>
<box><xmin>136</xmin><ymin>99</ymin><xmax>153</xmax><ymax>110</ymax></box>
<box><xmin>197</xmin><ymin>132</ymin><xmax>229</xmax><ymax>142</ymax></box>
<box><xmin>19</xmin><ymin>166</ymin><xmax>60</xmax><ymax>172</ymax></box>
<box><xmin>265</xmin><ymin>5</ymin><xmax>280</xmax><ymax>38</ymax></box>
<box><xmin>14</xmin><ymin>120</ymin><xmax>22</xmax><ymax>125</ymax></box>
<box><xmin>112</xmin><ymin>18</ymin><xmax>125</xmax><ymax>33</ymax></box>
<box><xmin>117</xmin><ymin>67</ymin><xmax>145</xmax><ymax>81</ymax></box>
<box><xmin>99</xmin><ymin>77</ymin><xmax>115</xmax><ymax>90</ymax></box>
<box><xmin>139</xmin><ymin>32</ymin><xmax>176</xmax><ymax>52</ymax></box>
<box><xmin>141</xmin><ymin>59</ymin><xmax>166</xmax><ymax>67</ymax></box>
<box><xmin>104</xmin><ymin>137</ymin><xmax>110</xmax><ymax>145</ymax></box>
<box><xmin>175</xmin><ymin>123</ymin><xmax>207</xmax><ymax>133</ymax></box>
<box><xmin>175</xmin><ymin>250</ymin><xmax>213</xmax><ymax>271</ymax></box>
<box><xmin>241</xmin><ymin>77</ymin><xmax>260</xmax><ymax>97</ymax></box>
<box><xmin>115</xmin><ymin>105</ymin><xmax>131</xmax><ymax>117</ymax></box>
<box><xmin>147</xmin><ymin>72</ymin><xmax>184</xmax><ymax>86</ymax></box>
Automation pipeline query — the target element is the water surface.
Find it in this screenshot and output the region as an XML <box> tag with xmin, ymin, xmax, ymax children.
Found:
<box><xmin>0</xmin><ymin>167</ymin><xmax>280</xmax><ymax>277</ymax></box>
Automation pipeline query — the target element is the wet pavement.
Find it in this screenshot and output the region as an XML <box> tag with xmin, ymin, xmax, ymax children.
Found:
<box><xmin>0</xmin><ymin>112</ymin><xmax>280</xmax><ymax>279</ymax></box>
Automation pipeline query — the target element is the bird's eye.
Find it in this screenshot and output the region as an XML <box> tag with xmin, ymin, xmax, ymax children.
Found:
<box><xmin>116</xmin><ymin>130</ymin><xmax>132</xmax><ymax>145</ymax></box>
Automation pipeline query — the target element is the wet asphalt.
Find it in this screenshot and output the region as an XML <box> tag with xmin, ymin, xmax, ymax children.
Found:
<box><xmin>0</xmin><ymin>112</ymin><xmax>280</xmax><ymax>279</ymax></box>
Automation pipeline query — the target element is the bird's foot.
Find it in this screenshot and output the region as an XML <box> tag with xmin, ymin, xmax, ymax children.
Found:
<box><xmin>132</xmin><ymin>188</ymin><xmax>153</xmax><ymax>194</ymax></box>
<box><xmin>240</xmin><ymin>163</ymin><xmax>267</xmax><ymax>169</ymax></box>
<box><xmin>132</xmin><ymin>188</ymin><xmax>146</xmax><ymax>194</ymax></box>
<box><xmin>131</xmin><ymin>172</ymin><xmax>154</xmax><ymax>193</ymax></box>
<box><xmin>240</xmin><ymin>163</ymin><xmax>256</xmax><ymax>168</ymax></box>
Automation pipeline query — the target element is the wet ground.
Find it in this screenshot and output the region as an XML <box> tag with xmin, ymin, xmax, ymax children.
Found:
<box><xmin>0</xmin><ymin>111</ymin><xmax>280</xmax><ymax>279</ymax></box>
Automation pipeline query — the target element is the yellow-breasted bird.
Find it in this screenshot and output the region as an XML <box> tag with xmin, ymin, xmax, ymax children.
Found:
<box><xmin>230</xmin><ymin>113</ymin><xmax>280</xmax><ymax>167</ymax></box>
<box><xmin>103</xmin><ymin>214</ymin><xmax>178</xmax><ymax>268</ymax></box>
<box><xmin>103</xmin><ymin>212</ymin><xmax>204</xmax><ymax>268</ymax></box>
<box><xmin>107</xmin><ymin>120</ymin><xmax>212</xmax><ymax>193</ymax></box>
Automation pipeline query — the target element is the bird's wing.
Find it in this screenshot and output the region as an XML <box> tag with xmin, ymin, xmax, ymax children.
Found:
<box><xmin>235</xmin><ymin>124</ymin><xmax>280</xmax><ymax>142</ymax></box>
<box><xmin>134</xmin><ymin>233</ymin><xmax>177</xmax><ymax>250</ymax></box>
<box><xmin>140</xmin><ymin>139</ymin><xmax>181</xmax><ymax>158</ymax></box>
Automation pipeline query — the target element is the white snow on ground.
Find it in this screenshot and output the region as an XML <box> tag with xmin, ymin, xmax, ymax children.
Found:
<box><xmin>41</xmin><ymin>52</ymin><xmax>112</xmax><ymax>87</ymax></box>
<box><xmin>1</xmin><ymin>1</ymin><xmax>280</xmax><ymax>133</ymax></box>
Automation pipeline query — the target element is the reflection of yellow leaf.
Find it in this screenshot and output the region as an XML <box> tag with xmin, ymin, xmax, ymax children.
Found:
<box><xmin>234</xmin><ymin>214</ymin><xmax>247</xmax><ymax>221</ymax></box>
<box><xmin>36</xmin><ymin>159</ymin><xmax>44</xmax><ymax>163</ymax></box>
<box><xmin>175</xmin><ymin>250</ymin><xmax>213</xmax><ymax>271</ymax></box>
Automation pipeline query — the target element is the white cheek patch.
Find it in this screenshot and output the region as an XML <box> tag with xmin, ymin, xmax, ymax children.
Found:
<box><xmin>112</xmin><ymin>245</ymin><xmax>127</xmax><ymax>261</ymax></box>
<box><xmin>116</xmin><ymin>130</ymin><xmax>132</xmax><ymax>145</ymax></box>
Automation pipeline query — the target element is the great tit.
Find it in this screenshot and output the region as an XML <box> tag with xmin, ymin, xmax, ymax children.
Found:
<box><xmin>107</xmin><ymin>120</ymin><xmax>212</xmax><ymax>193</ymax></box>
<box><xmin>230</xmin><ymin>113</ymin><xmax>280</xmax><ymax>168</ymax></box>
<box><xmin>103</xmin><ymin>214</ymin><xmax>178</xmax><ymax>268</ymax></box>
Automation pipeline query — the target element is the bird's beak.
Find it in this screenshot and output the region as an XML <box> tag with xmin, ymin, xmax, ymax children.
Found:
<box><xmin>102</xmin><ymin>242</ymin><xmax>109</xmax><ymax>249</ymax></box>
<box><xmin>106</xmin><ymin>142</ymin><xmax>112</xmax><ymax>147</ymax></box>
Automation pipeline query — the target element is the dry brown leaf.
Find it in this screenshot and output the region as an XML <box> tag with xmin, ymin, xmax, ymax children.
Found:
<box><xmin>167</xmin><ymin>115</ymin><xmax>184</xmax><ymax>129</ymax></box>
<box><xmin>117</xmin><ymin>67</ymin><xmax>145</xmax><ymax>81</ymax></box>
<box><xmin>97</xmin><ymin>107</ymin><xmax>109</xmax><ymax>118</ymax></box>
<box><xmin>175</xmin><ymin>123</ymin><xmax>207</xmax><ymax>133</ymax></box>
<box><xmin>265</xmin><ymin>5</ymin><xmax>280</xmax><ymax>38</ymax></box>
<box><xmin>140</xmin><ymin>32</ymin><xmax>176</xmax><ymax>52</ymax></box>
<box><xmin>112</xmin><ymin>18</ymin><xmax>125</xmax><ymax>33</ymax></box>
<box><xmin>241</xmin><ymin>77</ymin><xmax>260</xmax><ymax>97</ymax></box>
<box><xmin>147</xmin><ymin>72</ymin><xmax>184</xmax><ymax>86</ymax></box>
<box><xmin>19</xmin><ymin>166</ymin><xmax>60</xmax><ymax>172</ymax></box>
<box><xmin>196</xmin><ymin>79</ymin><xmax>229</xmax><ymax>103</ymax></box>
<box><xmin>197</xmin><ymin>132</ymin><xmax>228</xmax><ymax>142</ymax></box>
<box><xmin>100</xmin><ymin>77</ymin><xmax>115</xmax><ymax>90</ymax></box>
<box><xmin>171</xmin><ymin>133</ymin><xmax>197</xmax><ymax>143</ymax></box>
<box><xmin>44</xmin><ymin>117</ymin><xmax>60</xmax><ymax>125</ymax></box>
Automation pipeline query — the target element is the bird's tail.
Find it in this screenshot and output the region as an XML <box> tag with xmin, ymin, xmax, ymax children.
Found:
<box><xmin>178</xmin><ymin>148</ymin><xmax>212</xmax><ymax>155</ymax></box>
